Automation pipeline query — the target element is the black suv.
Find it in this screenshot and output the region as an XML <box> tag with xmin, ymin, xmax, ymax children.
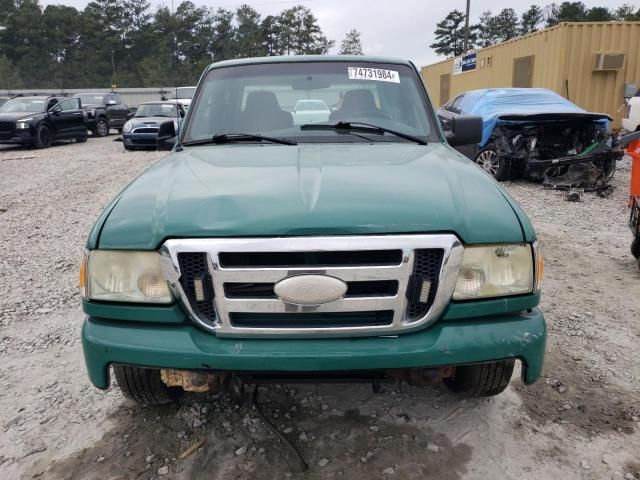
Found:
<box><xmin>72</xmin><ymin>93</ymin><xmax>130</xmax><ymax>137</ymax></box>
<box><xmin>0</xmin><ymin>96</ymin><xmax>88</xmax><ymax>148</ymax></box>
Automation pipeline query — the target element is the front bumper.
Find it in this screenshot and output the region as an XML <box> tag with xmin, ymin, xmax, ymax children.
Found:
<box><xmin>123</xmin><ymin>132</ymin><xmax>158</xmax><ymax>147</ymax></box>
<box><xmin>0</xmin><ymin>130</ymin><xmax>34</xmax><ymax>145</ymax></box>
<box><xmin>82</xmin><ymin>308</ymin><xmax>546</xmax><ymax>389</ymax></box>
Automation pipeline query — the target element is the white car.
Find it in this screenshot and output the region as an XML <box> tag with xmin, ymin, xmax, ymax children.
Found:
<box><xmin>623</xmin><ymin>92</ymin><xmax>640</xmax><ymax>132</ymax></box>
<box><xmin>167</xmin><ymin>87</ymin><xmax>196</xmax><ymax>111</ymax></box>
<box><xmin>292</xmin><ymin>99</ymin><xmax>331</xmax><ymax>125</ymax></box>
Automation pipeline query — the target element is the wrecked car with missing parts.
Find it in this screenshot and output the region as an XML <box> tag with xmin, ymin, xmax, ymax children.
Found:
<box><xmin>438</xmin><ymin>88</ymin><xmax>622</xmax><ymax>189</ymax></box>
<box><xmin>80</xmin><ymin>56</ymin><xmax>546</xmax><ymax>405</ymax></box>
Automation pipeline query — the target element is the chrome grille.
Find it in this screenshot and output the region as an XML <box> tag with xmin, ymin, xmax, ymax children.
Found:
<box><xmin>160</xmin><ymin>235</ymin><xmax>463</xmax><ymax>338</ymax></box>
<box><xmin>132</xmin><ymin>127</ymin><xmax>159</xmax><ymax>133</ymax></box>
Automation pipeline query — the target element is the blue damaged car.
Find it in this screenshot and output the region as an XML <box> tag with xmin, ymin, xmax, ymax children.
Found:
<box><xmin>437</xmin><ymin>88</ymin><xmax>621</xmax><ymax>188</ymax></box>
<box><xmin>122</xmin><ymin>101</ymin><xmax>185</xmax><ymax>150</ymax></box>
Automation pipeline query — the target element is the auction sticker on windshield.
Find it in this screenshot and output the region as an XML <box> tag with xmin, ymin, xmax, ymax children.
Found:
<box><xmin>348</xmin><ymin>67</ymin><xmax>400</xmax><ymax>83</ymax></box>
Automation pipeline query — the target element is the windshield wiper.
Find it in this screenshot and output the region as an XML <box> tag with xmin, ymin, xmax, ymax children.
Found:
<box><xmin>300</xmin><ymin>121</ymin><xmax>427</xmax><ymax>145</ymax></box>
<box><xmin>183</xmin><ymin>133</ymin><xmax>297</xmax><ymax>146</ymax></box>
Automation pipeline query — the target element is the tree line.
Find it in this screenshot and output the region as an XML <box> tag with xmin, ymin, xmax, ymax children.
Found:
<box><xmin>0</xmin><ymin>0</ymin><xmax>364</xmax><ymax>90</ymax></box>
<box><xmin>431</xmin><ymin>2</ymin><xmax>640</xmax><ymax>57</ymax></box>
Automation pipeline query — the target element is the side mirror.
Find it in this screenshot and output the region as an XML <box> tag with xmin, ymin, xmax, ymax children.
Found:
<box><xmin>157</xmin><ymin>120</ymin><xmax>177</xmax><ymax>151</ymax></box>
<box><xmin>444</xmin><ymin>115</ymin><xmax>483</xmax><ymax>147</ymax></box>
<box><xmin>438</xmin><ymin>114</ymin><xmax>451</xmax><ymax>131</ymax></box>
<box><xmin>51</xmin><ymin>105</ymin><xmax>62</xmax><ymax>115</ymax></box>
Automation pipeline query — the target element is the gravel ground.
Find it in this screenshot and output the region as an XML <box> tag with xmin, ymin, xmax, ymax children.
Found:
<box><xmin>0</xmin><ymin>137</ymin><xmax>639</xmax><ymax>480</ymax></box>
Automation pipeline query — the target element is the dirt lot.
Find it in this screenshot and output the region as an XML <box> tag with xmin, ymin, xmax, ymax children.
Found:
<box><xmin>1</xmin><ymin>137</ymin><xmax>639</xmax><ymax>480</ymax></box>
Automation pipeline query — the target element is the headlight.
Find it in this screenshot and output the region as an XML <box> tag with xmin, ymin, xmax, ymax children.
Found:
<box><xmin>453</xmin><ymin>244</ymin><xmax>535</xmax><ymax>300</ymax></box>
<box><xmin>80</xmin><ymin>250</ymin><xmax>172</xmax><ymax>303</ymax></box>
<box><xmin>123</xmin><ymin>121</ymin><xmax>133</xmax><ymax>133</ymax></box>
<box><xmin>16</xmin><ymin>121</ymin><xmax>29</xmax><ymax>129</ymax></box>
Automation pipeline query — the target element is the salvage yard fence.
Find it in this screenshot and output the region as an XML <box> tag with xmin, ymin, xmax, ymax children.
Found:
<box><xmin>0</xmin><ymin>88</ymin><xmax>174</xmax><ymax>108</ymax></box>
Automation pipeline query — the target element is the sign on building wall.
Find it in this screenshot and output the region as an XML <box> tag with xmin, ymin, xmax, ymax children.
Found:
<box><xmin>453</xmin><ymin>52</ymin><xmax>477</xmax><ymax>75</ymax></box>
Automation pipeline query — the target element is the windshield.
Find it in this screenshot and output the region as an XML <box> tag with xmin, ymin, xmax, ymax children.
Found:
<box><xmin>184</xmin><ymin>62</ymin><xmax>437</xmax><ymax>144</ymax></box>
<box><xmin>75</xmin><ymin>94</ymin><xmax>105</xmax><ymax>106</ymax></box>
<box><xmin>0</xmin><ymin>98</ymin><xmax>47</xmax><ymax>113</ymax></box>
<box><xmin>135</xmin><ymin>103</ymin><xmax>178</xmax><ymax>118</ymax></box>
<box><xmin>169</xmin><ymin>87</ymin><xmax>196</xmax><ymax>100</ymax></box>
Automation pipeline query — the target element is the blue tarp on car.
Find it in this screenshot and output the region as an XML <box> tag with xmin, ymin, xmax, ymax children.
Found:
<box><xmin>456</xmin><ymin>88</ymin><xmax>609</xmax><ymax>147</ymax></box>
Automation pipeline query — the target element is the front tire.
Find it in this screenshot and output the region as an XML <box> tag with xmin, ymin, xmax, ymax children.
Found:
<box><xmin>113</xmin><ymin>365</ymin><xmax>182</xmax><ymax>405</ymax></box>
<box><xmin>631</xmin><ymin>237</ymin><xmax>640</xmax><ymax>259</ymax></box>
<box><xmin>445</xmin><ymin>360</ymin><xmax>515</xmax><ymax>397</ymax></box>
<box><xmin>34</xmin><ymin>125</ymin><xmax>52</xmax><ymax>149</ymax></box>
<box><xmin>474</xmin><ymin>145</ymin><xmax>509</xmax><ymax>181</ymax></box>
<box><xmin>93</xmin><ymin>118</ymin><xmax>109</xmax><ymax>137</ymax></box>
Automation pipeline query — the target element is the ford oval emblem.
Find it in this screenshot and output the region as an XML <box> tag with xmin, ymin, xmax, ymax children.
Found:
<box><xmin>274</xmin><ymin>275</ymin><xmax>347</xmax><ymax>305</ymax></box>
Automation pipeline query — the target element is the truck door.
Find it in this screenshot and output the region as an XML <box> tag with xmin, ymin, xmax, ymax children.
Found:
<box><xmin>49</xmin><ymin>98</ymin><xmax>84</xmax><ymax>138</ymax></box>
<box><xmin>105</xmin><ymin>94</ymin><xmax>128</xmax><ymax>128</ymax></box>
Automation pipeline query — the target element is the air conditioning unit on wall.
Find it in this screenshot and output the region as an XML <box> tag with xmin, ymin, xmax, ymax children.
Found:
<box><xmin>593</xmin><ymin>52</ymin><xmax>625</xmax><ymax>71</ymax></box>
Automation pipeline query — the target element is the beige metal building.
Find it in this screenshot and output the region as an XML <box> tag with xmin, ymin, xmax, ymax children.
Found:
<box><xmin>421</xmin><ymin>21</ymin><xmax>640</xmax><ymax>128</ymax></box>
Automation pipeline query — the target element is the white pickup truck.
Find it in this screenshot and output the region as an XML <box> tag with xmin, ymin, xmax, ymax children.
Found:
<box><xmin>623</xmin><ymin>90</ymin><xmax>640</xmax><ymax>132</ymax></box>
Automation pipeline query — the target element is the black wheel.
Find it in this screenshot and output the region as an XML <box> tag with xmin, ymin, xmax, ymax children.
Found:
<box><xmin>93</xmin><ymin>118</ymin><xmax>109</xmax><ymax>137</ymax></box>
<box><xmin>445</xmin><ymin>360</ymin><xmax>515</xmax><ymax>397</ymax></box>
<box><xmin>34</xmin><ymin>125</ymin><xmax>52</xmax><ymax>149</ymax></box>
<box><xmin>474</xmin><ymin>145</ymin><xmax>509</xmax><ymax>181</ymax></box>
<box><xmin>113</xmin><ymin>365</ymin><xmax>182</xmax><ymax>405</ymax></box>
<box><xmin>631</xmin><ymin>237</ymin><xmax>640</xmax><ymax>259</ymax></box>
<box><xmin>117</xmin><ymin>128</ymin><xmax>123</xmax><ymax>134</ymax></box>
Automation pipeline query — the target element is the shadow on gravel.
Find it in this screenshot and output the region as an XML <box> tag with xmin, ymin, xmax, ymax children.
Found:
<box><xmin>514</xmin><ymin>349</ymin><xmax>639</xmax><ymax>435</ymax></box>
<box><xmin>26</xmin><ymin>385</ymin><xmax>472</xmax><ymax>480</ymax></box>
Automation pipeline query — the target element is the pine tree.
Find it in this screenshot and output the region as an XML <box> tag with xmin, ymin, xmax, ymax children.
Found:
<box><xmin>520</xmin><ymin>5</ymin><xmax>544</xmax><ymax>35</ymax></box>
<box><xmin>477</xmin><ymin>10</ymin><xmax>500</xmax><ymax>48</ymax></box>
<box><xmin>429</xmin><ymin>10</ymin><xmax>469</xmax><ymax>57</ymax></box>
<box><xmin>236</xmin><ymin>4</ymin><xmax>266</xmax><ymax>58</ymax></box>
<box><xmin>494</xmin><ymin>8</ymin><xmax>520</xmax><ymax>42</ymax></box>
<box><xmin>339</xmin><ymin>29</ymin><xmax>364</xmax><ymax>55</ymax></box>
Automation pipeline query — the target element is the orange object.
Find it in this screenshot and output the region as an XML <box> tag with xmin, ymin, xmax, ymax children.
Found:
<box><xmin>629</xmin><ymin>139</ymin><xmax>640</xmax><ymax>204</ymax></box>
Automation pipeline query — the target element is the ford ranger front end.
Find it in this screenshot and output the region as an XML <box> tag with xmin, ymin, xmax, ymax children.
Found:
<box><xmin>80</xmin><ymin>56</ymin><xmax>546</xmax><ymax>403</ymax></box>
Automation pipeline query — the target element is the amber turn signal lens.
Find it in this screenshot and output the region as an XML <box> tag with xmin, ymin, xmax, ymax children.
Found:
<box><xmin>536</xmin><ymin>250</ymin><xmax>544</xmax><ymax>289</ymax></box>
<box><xmin>79</xmin><ymin>253</ymin><xmax>88</xmax><ymax>298</ymax></box>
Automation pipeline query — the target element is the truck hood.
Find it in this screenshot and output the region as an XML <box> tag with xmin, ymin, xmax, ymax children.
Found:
<box><xmin>95</xmin><ymin>143</ymin><xmax>529</xmax><ymax>249</ymax></box>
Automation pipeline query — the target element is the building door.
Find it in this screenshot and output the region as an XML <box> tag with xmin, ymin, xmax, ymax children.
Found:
<box><xmin>512</xmin><ymin>56</ymin><xmax>535</xmax><ymax>88</ymax></box>
<box><xmin>439</xmin><ymin>74</ymin><xmax>451</xmax><ymax>106</ymax></box>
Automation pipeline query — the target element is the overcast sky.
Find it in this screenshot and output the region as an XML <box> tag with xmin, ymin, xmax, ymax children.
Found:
<box><xmin>40</xmin><ymin>0</ymin><xmax>631</xmax><ymax>66</ymax></box>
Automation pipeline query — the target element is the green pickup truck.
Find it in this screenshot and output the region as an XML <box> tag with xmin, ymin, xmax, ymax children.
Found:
<box><xmin>80</xmin><ymin>56</ymin><xmax>546</xmax><ymax>404</ymax></box>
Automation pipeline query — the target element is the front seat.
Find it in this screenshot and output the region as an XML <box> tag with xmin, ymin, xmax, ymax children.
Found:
<box><xmin>239</xmin><ymin>91</ymin><xmax>293</xmax><ymax>132</ymax></box>
<box><xmin>330</xmin><ymin>89</ymin><xmax>383</xmax><ymax>122</ymax></box>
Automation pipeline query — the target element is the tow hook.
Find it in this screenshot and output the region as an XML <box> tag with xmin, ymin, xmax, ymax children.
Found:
<box><xmin>386</xmin><ymin>366</ymin><xmax>455</xmax><ymax>386</ymax></box>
